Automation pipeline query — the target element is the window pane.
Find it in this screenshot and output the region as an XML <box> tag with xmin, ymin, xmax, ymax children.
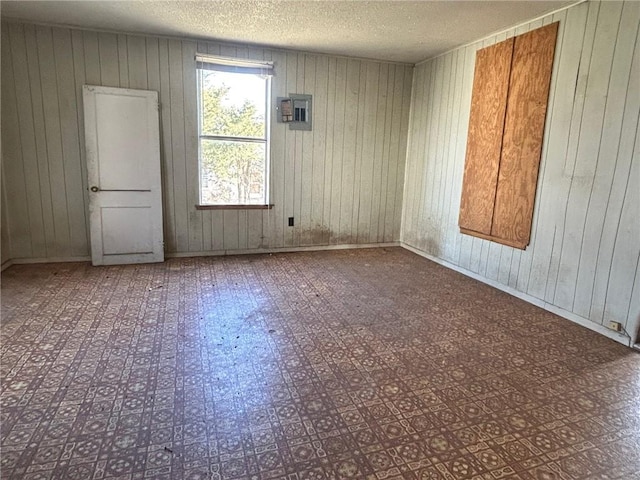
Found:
<box><xmin>199</xmin><ymin>69</ymin><xmax>266</xmax><ymax>139</ymax></box>
<box><xmin>200</xmin><ymin>139</ymin><xmax>266</xmax><ymax>205</ymax></box>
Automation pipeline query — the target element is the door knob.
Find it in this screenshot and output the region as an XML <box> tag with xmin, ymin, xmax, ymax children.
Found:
<box><xmin>90</xmin><ymin>186</ymin><xmax>99</xmax><ymax>192</ymax></box>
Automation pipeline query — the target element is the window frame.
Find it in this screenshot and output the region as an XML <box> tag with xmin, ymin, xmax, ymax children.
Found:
<box><xmin>195</xmin><ymin>55</ymin><xmax>273</xmax><ymax>209</ymax></box>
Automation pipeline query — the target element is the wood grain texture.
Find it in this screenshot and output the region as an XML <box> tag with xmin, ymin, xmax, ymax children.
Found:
<box><xmin>491</xmin><ymin>22</ymin><xmax>559</xmax><ymax>248</ymax></box>
<box><xmin>402</xmin><ymin>1</ymin><xmax>639</xmax><ymax>340</ymax></box>
<box><xmin>526</xmin><ymin>5</ymin><xmax>591</xmax><ymax>301</ymax></box>
<box><xmin>2</xmin><ymin>26</ymin><xmax>31</xmax><ymax>259</ymax></box>
<box><xmin>458</xmin><ymin>38</ymin><xmax>514</xmax><ymax>235</ymax></box>
<box><xmin>575</xmin><ymin>1</ymin><xmax>639</xmax><ymax>321</ymax></box>
<box><xmin>1</xmin><ymin>20</ymin><xmax>412</xmax><ymax>261</ymax></box>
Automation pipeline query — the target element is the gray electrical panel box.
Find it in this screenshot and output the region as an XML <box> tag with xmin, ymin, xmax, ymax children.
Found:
<box><xmin>277</xmin><ymin>94</ymin><xmax>312</xmax><ymax>131</ymax></box>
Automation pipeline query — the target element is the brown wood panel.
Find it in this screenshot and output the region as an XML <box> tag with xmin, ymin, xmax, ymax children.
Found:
<box><xmin>460</xmin><ymin>227</ymin><xmax>526</xmax><ymax>249</ymax></box>
<box><xmin>491</xmin><ymin>22</ymin><xmax>559</xmax><ymax>247</ymax></box>
<box><xmin>458</xmin><ymin>38</ymin><xmax>514</xmax><ymax>235</ymax></box>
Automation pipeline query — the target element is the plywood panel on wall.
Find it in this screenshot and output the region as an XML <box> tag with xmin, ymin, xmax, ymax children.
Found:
<box><xmin>459</xmin><ymin>22</ymin><xmax>558</xmax><ymax>250</ymax></box>
<box><xmin>458</xmin><ymin>38</ymin><xmax>514</xmax><ymax>235</ymax></box>
<box><xmin>492</xmin><ymin>22</ymin><xmax>559</xmax><ymax>247</ymax></box>
<box><xmin>402</xmin><ymin>0</ymin><xmax>640</xmax><ymax>341</ymax></box>
<box><xmin>0</xmin><ymin>20</ymin><xmax>413</xmax><ymax>260</ymax></box>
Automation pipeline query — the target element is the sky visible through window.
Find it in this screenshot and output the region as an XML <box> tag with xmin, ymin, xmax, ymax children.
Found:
<box><xmin>205</xmin><ymin>70</ymin><xmax>266</xmax><ymax>118</ymax></box>
<box><xmin>199</xmin><ymin>69</ymin><xmax>268</xmax><ymax>205</ymax></box>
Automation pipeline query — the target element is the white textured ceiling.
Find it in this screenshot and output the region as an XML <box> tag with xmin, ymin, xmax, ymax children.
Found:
<box><xmin>0</xmin><ymin>1</ymin><xmax>577</xmax><ymax>63</ymax></box>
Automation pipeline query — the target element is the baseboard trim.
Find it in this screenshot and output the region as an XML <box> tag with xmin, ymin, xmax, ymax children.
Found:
<box><xmin>2</xmin><ymin>243</ymin><xmax>400</xmax><ymax>266</ymax></box>
<box><xmin>401</xmin><ymin>242</ymin><xmax>632</xmax><ymax>348</ymax></box>
<box><xmin>7</xmin><ymin>255</ymin><xmax>92</xmax><ymax>266</ymax></box>
<box><xmin>166</xmin><ymin>242</ymin><xmax>400</xmax><ymax>258</ymax></box>
<box><xmin>3</xmin><ymin>242</ymin><xmax>630</xmax><ymax>347</ymax></box>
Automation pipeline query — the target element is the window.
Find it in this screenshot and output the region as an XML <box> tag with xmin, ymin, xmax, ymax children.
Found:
<box><xmin>196</xmin><ymin>55</ymin><xmax>272</xmax><ymax>206</ymax></box>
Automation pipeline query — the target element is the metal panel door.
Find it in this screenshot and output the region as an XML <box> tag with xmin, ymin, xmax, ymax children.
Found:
<box><xmin>83</xmin><ymin>85</ymin><xmax>164</xmax><ymax>265</ymax></box>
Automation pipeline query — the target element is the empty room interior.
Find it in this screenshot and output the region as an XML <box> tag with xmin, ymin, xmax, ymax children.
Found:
<box><xmin>1</xmin><ymin>0</ymin><xmax>639</xmax><ymax>478</ymax></box>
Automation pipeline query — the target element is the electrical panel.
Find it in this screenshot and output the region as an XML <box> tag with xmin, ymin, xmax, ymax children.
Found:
<box><xmin>277</xmin><ymin>94</ymin><xmax>312</xmax><ymax>131</ymax></box>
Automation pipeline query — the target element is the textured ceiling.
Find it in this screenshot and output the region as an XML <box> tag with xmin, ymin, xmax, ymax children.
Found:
<box><xmin>0</xmin><ymin>1</ymin><xmax>577</xmax><ymax>63</ymax></box>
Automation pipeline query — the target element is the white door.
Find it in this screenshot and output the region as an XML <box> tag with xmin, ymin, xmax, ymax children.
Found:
<box><xmin>83</xmin><ymin>85</ymin><xmax>164</xmax><ymax>266</ymax></box>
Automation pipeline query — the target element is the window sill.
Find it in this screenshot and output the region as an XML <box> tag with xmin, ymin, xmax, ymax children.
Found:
<box><xmin>195</xmin><ymin>204</ymin><xmax>273</xmax><ymax>210</ymax></box>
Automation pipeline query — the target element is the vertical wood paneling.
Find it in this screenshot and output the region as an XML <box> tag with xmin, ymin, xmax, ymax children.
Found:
<box><xmin>53</xmin><ymin>28</ymin><xmax>88</xmax><ymax>256</ymax></box>
<box><xmin>604</xmin><ymin>125</ymin><xmax>640</xmax><ymax>327</ymax></box>
<box><xmin>322</xmin><ymin>57</ymin><xmax>337</xmax><ymax>245</ymax></box>
<box><xmin>339</xmin><ymin>59</ymin><xmax>360</xmax><ymax>243</ymax></box>
<box><xmin>371</xmin><ymin>63</ymin><xmax>387</xmax><ymax>243</ymax></box>
<box><xmin>299</xmin><ymin>55</ymin><xmax>315</xmax><ymax>245</ymax></box>
<box><xmin>357</xmin><ymin>62</ymin><xmax>379</xmax><ymax>244</ymax></box>
<box><xmin>417</xmin><ymin>57</ymin><xmax>436</xmax><ymax>250</ymax></box>
<box><xmin>24</xmin><ymin>24</ymin><xmax>57</xmax><ymax>256</ymax></box>
<box><xmin>376</xmin><ymin>64</ymin><xmax>391</xmax><ymax>243</ymax></box>
<box><xmin>329</xmin><ymin>58</ymin><xmax>347</xmax><ymax>244</ymax></box>
<box><xmin>591</xmin><ymin>16</ymin><xmax>640</xmax><ymax>324</ymax></box>
<box><xmin>394</xmin><ymin>66</ymin><xmax>412</xmax><ymax>241</ymax></box>
<box><xmin>283</xmin><ymin>52</ymin><xmax>297</xmax><ymax>247</ymax></box>
<box><xmin>544</xmin><ymin>1</ymin><xmax>601</xmax><ymax>304</ymax></box>
<box><xmin>351</xmin><ymin>60</ymin><xmax>365</xmax><ymax>243</ymax></box>
<box><xmin>117</xmin><ymin>34</ymin><xmax>129</xmax><ymax>88</ymax></box>
<box><xmin>71</xmin><ymin>30</ymin><xmax>91</xmax><ymax>247</ymax></box>
<box><xmin>526</xmin><ymin>5</ymin><xmax>588</xmax><ymax>299</ymax></box>
<box><xmin>268</xmin><ymin>49</ymin><xmax>286</xmax><ymax>249</ymax></box>
<box><xmin>554</xmin><ymin>1</ymin><xmax>623</xmax><ymax>310</ymax></box>
<box><xmin>402</xmin><ymin>0</ymin><xmax>640</xmax><ymax>338</ymax></box>
<box><xmin>400</xmin><ymin>61</ymin><xmax>423</xmax><ymax>247</ymax></box>
<box><xmin>182</xmin><ymin>41</ymin><xmax>202</xmax><ymax>252</ymax></box>
<box><xmin>515</xmin><ymin>11</ymin><xmax>568</xmax><ymax>294</ymax></box>
<box><xmin>575</xmin><ymin>1</ymin><xmax>640</xmax><ymax>320</ymax></box>
<box><xmin>311</xmin><ymin>55</ymin><xmax>329</xmax><ymax>245</ymax></box>
<box><xmin>98</xmin><ymin>33</ymin><xmax>119</xmax><ymax>87</ymax></box>
<box><xmin>437</xmin><ymin>52</ymin><xmax>456</xmax><ymax>261</ymax></box>
<box><xmin>83</xmin><ymin>31</ymin><xmax>101</xmax><ymax>84</ymax></box>
<box><xmin>168</xmin><ymin>39</ymin><xmax>189</xmax><ymax>251</ymax></box>
<box><xmin>8</xmin><ymin>24</ymin><xmax>46</xmax><ymax>258</ymax></box>
<box><xmin>1</xmin><ymin>20</ymin><xmax>412</xmax><ymax>262</ymax></box>
<box><xmin>293</xmin><ymin>53</ymin><xmax>305</xmax><ymax>247</ymax></box>
<box><xmin>1</xmin><ymin>166</ymin><xmax>10</xmax><ymax>263</ymax></box>
<box><xmin>127</xmin><ymin>35</ymin><xmax>147</xmax><ymax>89</ymax></box>
<box><xmin>36</xmin><ymin>26</ymin><xmax>72</xmax><ymax>257</ymax></box>
<box><xmin>628</xmin><ymin>261</ymin><xmax>640</xmax><ymax>337</ymax></box>
<box><xmin>382</xmin><ymin>64</ymin><xmax>400</xmax><ymax>243</ymax></box>
<box><xmin>158</xmin><ymin>38</ymin><xmax>176</xmax><ymax>252</ymax></box>
<box><xmin>456</xmin><ymin>45</ymin><xmax>477</xmax><ymax>271</ymax></box>
<box><xmin>2</xmin><ymin>25</ymin><xmax>31</xmax><ymax>259</ymax></box>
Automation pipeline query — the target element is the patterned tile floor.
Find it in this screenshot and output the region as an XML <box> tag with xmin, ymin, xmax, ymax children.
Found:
<box><xmin>1</xmin><ymin>247</ymin><xmax>640</xmax><ymax>480</ymax></box>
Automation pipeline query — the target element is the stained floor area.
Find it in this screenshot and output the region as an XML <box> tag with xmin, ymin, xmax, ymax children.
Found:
<box><xmin>1</xmin><ymin>247</ymin><xmax>639</xmax><ymax>480</ymax></box>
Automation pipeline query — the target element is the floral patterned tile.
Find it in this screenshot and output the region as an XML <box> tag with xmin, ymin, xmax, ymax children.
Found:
<box><xmin>1</xmin><ymin>248</ymin><xmax>639</xmax><ymax>479</ymax></box>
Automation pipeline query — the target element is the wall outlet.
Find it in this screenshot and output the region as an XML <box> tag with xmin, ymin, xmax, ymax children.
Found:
<box><xmin>607</xmin><ymin>321</ymin><xmax>622</xmax><ymax>332</ymax></box>
<box><xmin>288</xmin><ymin>217</ymin><xmax>294</xmax><ymax>227</ymax></box>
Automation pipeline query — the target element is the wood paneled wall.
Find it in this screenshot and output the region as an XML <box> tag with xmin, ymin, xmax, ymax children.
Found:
<box><xmin>0</xmin><ymin>21</ymin><xmax>412</xmax><ymax>260</ymax></box>
<box><xmin>402</xmin><ymin>0</ymin><xmax>640</xmax><ymax>340</ymax></box>
<box><xmin>1</xmin><ymin>160</ymin><xmax>9</xmax><ymax>265</ymax></box>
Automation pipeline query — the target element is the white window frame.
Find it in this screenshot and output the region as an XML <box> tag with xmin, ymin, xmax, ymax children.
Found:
<box><xmin>196</xmin><ymin>54</ymin><xmax>273</xmax><ymax>207</ymax></box>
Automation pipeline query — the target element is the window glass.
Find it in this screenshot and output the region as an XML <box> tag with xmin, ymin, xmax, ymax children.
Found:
<box><xmin>198</xmin><ymin>67</ymin><xmax>269</xmax><ymax>205</ymax></box>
